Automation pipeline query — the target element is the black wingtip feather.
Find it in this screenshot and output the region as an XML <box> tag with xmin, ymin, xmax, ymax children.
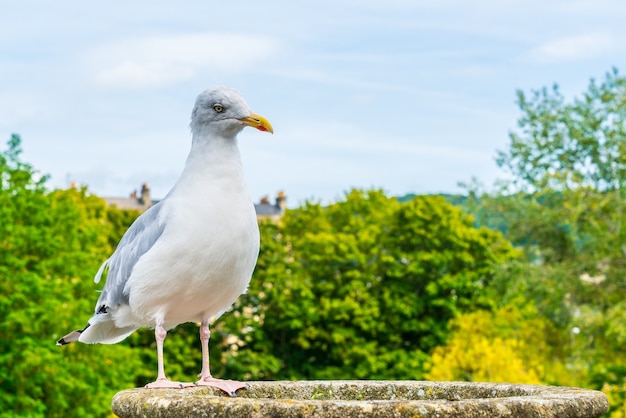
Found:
<box><xmin>56</xmin><ymin>324</ymin><xmax>91</xmax><ymax>346</ymax></box>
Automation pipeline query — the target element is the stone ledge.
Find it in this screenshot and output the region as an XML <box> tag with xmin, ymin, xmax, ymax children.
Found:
<box><xmin>112</xmin><ymin>380</ymin><xmax>609</xmax><ymax>418</ymax></box>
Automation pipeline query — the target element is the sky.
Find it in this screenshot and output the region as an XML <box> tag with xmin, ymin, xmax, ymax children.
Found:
<box><xmin>2</xmin><ymin>1</ymin><xmax>626</xmax><ymax>208</ymax></box>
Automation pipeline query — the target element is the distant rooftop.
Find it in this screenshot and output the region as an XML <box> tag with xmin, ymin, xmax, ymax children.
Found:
<box><xmin>254</xmin><ymin>191</ymin><xmax>286</xmax><ymax>220</ymax></box>
<box><xmin>102</xmin><ymin>184</ymin><xmax>286</xmax><ymax>220</ymax></box>
<box><xmin>103</xmin><ymin>183</ymin><xmax>158</xmax><ymax>212</ymax></box>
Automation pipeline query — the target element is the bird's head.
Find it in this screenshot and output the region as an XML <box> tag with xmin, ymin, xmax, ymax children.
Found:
<box><xmin>190</xmin><ymin>87</ymin><xmax>273</xmax><ymax>137</ymax></box>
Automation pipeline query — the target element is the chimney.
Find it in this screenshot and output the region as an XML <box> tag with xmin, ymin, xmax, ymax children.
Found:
<box><xmin>275</xmin><ymin>191</ymin><xmax>286</xmax><ymax>212</ymax></box>
<box><xmin>130</xmin><ymin>190</ymin><xmax>138</xmax><ymax>200</ymax></box>
<box><xmin>140</xmin><ymin>183</ymin><xmax>151</xmax><ymax>207</ymax></box>
<box><xmin>260</xmin><ymin>196</ymin><xmax>270</xmax><ymax>205</ymax></box>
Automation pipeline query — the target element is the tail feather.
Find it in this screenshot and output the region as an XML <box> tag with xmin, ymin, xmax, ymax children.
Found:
<box><xmin>57</xmin><ymin>317</ymin><xmax>138</xmax><ymax>346</ymax></box>
<box><xmin>78</xmin><ymin>320</ymin><xmax>138</xmax><ymax>344</ymax></box>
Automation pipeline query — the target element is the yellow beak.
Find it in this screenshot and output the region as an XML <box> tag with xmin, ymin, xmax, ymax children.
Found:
<box><xmin>239</xmin><ymin>112</ymin><xmax>274</xmax><ymax>134</ymax></box>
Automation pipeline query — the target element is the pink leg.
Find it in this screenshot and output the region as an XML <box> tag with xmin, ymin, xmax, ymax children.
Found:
<box><xmin>195</xmin><ymin>320</ymin><xmax>247</xmax><ymax>396</ymax></box>
<box><xmin>199</xmin><ymin>320</ymin><xmax>212</xmax><ymax>380</ymax></box>
<box><xmin>144</xmin><ymin>322</ymin><xmax>193</xmax><ymax>389</ymax></box>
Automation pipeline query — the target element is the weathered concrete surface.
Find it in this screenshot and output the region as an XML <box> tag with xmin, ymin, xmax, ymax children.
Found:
<box><xmin>112</xmin><ymin>380</ymin><xmax>609</xmax><ymax>418</ymax></box>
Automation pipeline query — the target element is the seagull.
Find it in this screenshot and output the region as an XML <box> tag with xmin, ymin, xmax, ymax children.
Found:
<box><xmin>57</xmin><ymin>87</ymin><xmax>273</xmax><ymax>395</ymax></box>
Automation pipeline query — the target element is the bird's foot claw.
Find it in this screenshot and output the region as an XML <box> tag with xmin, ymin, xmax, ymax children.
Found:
<box><xmin>195</xmin><ymin>377</ymin><xmax>247</xmax><ymax>396</ymax></box>
<box><xmin>145</xmin><ymin>378</ymin><xmax>194</xmax><ymax>389</ymax></box>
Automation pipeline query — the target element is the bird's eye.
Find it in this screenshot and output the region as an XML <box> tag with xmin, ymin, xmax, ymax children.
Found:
<box><xmin>212</xmin><ymin>104</ymin><xmax>225</xmax><ymax>113</ymax></box>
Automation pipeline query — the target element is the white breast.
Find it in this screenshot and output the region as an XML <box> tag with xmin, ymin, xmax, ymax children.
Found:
<box><xmin>124</xmin><ymin>192</ymin><xmax>259</xmax><ymax>329</ymax></box>
<box><xmin>120</xmin><ymin>137</ymin><xmax>260</xmax><ymax>330</ymax></box>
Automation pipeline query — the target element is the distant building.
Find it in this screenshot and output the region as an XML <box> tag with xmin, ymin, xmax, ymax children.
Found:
<box><xmin>255</xmin><ymin>191</ymin><xmax>287</xmax><ymax>221</ymax></box>
<box><xmin>103</xmin><ymin>183</ymin><xmax>286</xmax><ymax>220</ymax></box>
<box><xmin>103</xmin><ymin>183</ymin><xmax>157</xmax><ymax>212</ymax></box>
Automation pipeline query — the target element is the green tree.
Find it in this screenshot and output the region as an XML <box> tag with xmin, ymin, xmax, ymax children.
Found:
<box><xmin>500</xmin><ymin>67</ymin><xmax>626</xmax><ymax>193</ymax></box>
<box><xmin>491</xmin><ymin>68</ymin><xmax>626</xmax><ymax>263</ymax></box>
<box><xmin>463</xmin><ymin>68</ymin><xmax>626</xmax><ymax>413</ymax></box>
<box><xmin>0</xmin><ymin>135</ymin><xmax>145</xmax><ymax>417</ymax></box>
<box><xmin>465</xmin><ymin>69</ymin><xmax>626</xmax><ymax>319</ymax></box>
<box><xmin>212</xmin><ymin>190</ymin><xmax>517</xmax><ymax>381</ymax></box>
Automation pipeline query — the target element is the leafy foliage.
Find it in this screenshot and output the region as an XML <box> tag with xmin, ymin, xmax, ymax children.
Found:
<box><xmin>425</xmin><ymin>306</ymin><xmax>551</xmax><ymax>384</ymax></box>
<box><xmin>463</xmin><ymin>68</ymin><xmax>626</xmax><ymax>415</ymax></box>
<box><xmin>0</xmin><ymin>135</ymin><xmax>143</xmax><ymax>417</ymax></box>
<box><xmin>210</xmin><ymin>190</ymin><xmax>516</xmax><ymax>381</ymax></box>
<box><xmin>499</xmin><ymin>67</ymin><xmax>626</xmax><ymax>193</ymax></box>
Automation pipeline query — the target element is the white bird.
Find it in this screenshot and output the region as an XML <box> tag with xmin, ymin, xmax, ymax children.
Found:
<box><xmin>57</xmin><ymin>87</ymin><xmax>273</xmax><ymax>395</ymax></box>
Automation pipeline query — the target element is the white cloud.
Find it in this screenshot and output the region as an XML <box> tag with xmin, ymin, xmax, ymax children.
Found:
<box><xmin>87</xmin><ymin>33</ymin><xmax>279</xmax><ymax>88</ymax></box>
<box><xmin>527</xmin><ymin>33</ymin><xmax>618</xmax><ymax>62</ymax></box>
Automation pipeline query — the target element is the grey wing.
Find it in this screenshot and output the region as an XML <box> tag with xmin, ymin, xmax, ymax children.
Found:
<box><xmin>92</xmin><ymin>201</ymin><xmax>167</xmax><ymax>313</ymax></box>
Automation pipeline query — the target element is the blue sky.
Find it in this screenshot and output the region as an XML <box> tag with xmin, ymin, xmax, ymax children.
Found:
<box><xmin>2</xmin><ymin>1</ymin><xmax>626</xmax><ymax>207</ymax></box>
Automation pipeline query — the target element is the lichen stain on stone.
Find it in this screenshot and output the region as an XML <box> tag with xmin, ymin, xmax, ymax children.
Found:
<box><xmin>152</xmin><ymin>398</ymin><xmax>172</xmax><ymax>409</ymax></box>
